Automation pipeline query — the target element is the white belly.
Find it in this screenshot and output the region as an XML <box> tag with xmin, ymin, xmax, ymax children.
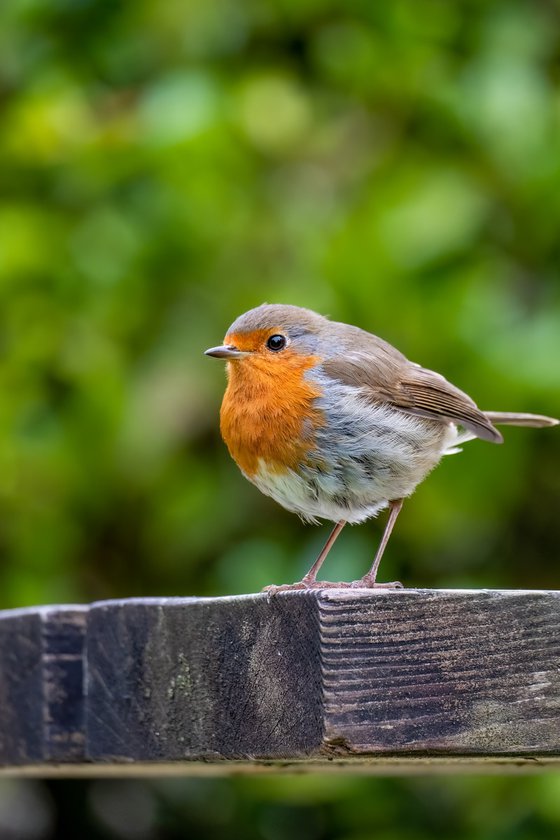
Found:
<box><xmin>249</xmin><ymin>394</ymin><xmax>458</xmax><ymax>524</ymax></box>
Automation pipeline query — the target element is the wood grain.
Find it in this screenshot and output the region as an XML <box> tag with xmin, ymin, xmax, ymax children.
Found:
<box><xmin>86</xmin><ymin>593</ymin><xmax>323</xmax><ymax>761</ymax></box>
<box><xmin>1</xmin><ymin>590</ymin><xmax>559</xmax><ymax>771</ymax></box>
<box><xmin>318</xmin><ymin>589</ymin><xmax>560</xmax><ymax>755</ymax></box>
<box><xmin>0</xmin><ymin>606</ymin><xmax>87</xmax><ymax>765</ymax></box>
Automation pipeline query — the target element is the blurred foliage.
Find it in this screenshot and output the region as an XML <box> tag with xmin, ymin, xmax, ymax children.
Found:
<box><xmin>0</xmin><ymin>0</ymin><xmax>560</xmax><ymax>837</ymax></box>
<box><xmin>5</xmin><ymin>774</ymin><xmax>560</xmax><ymax>840</ymax></box>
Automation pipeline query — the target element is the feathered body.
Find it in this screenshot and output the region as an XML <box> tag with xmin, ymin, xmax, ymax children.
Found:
<box><xmin>216</xmin><ymin>304</ymin><xmax>557</xmax><ymax>527</ymax></box>
<box><xmin>222</xmin><ymin>361</ymin><xmax>455</xmax><ymax>524</ymax></box>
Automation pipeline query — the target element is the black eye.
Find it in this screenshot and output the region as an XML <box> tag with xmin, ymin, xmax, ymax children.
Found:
<box><xmin>266</xmin><ymin>334</ymin><xmax>286</xmax><ymax>352</ymax></box>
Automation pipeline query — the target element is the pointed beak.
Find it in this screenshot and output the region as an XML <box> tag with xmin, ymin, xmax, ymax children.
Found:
<box><xmin>204</xmin><ymin>344</ymin><xmax>248</xmax><ymax>359</ymax></box>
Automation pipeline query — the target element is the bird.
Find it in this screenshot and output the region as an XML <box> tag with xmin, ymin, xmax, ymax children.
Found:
<box><xmin>205</xmin><ymin>304</ymin><xmax>558</xmax><ymax>591</ymax></box>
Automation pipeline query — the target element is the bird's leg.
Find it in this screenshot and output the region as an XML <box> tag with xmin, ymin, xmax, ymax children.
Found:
<box><xmin>354</xmin><ymin>499</ymin><xmax>404</xmax><ymax>589</ymax></box>
<box><xmin>300</xmin><ymin>519</ymin><xmax>347</xmax><ymax>584</ymax></box>
<box><xmin>262</xmin><ymin>520</ymin><xmax>346</xmax><ymax>593</ymax></box>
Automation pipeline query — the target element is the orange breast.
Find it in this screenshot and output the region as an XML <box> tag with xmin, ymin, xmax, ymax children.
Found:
<box><xmin>220</xmin><ymin>351</ymin><xmax>323</xmax><ymax>477</ymax></box>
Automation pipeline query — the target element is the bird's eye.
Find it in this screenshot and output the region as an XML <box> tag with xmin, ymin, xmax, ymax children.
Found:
<box><xmin>266</xmin><ymin>334</ymin><xmax>286</xmax><ymax>352</ymax></box>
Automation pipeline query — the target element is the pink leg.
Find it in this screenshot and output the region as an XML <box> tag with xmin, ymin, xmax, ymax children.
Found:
<box><xmin>262</xmin><ymin>520</ymin><xmax>346</xmax><ymax>593</ymax></box>
<box><xmin>354</xmin><ymin>499</ymin><xmax>404</xmax><ymax>589</ymax></box>
<box><xmin>301</xmin><ymin>519</ymin><xmax>346</xmax><ymax>584</ymax></box>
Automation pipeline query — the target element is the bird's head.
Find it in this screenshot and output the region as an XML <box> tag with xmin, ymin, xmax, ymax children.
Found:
<box><xmin>204</xmin><ymin>304</ymin><xmax>327</xmax><ymax>367</ymax></box>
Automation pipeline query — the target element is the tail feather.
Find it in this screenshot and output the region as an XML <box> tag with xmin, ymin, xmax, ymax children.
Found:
<box><xmin>484</xmin><ymin>411</ymin><xmax>559</xmax><ymax>429</ymax></box>
<box><xmin>444</xmin><ymin>410</ymin><xmax>557</xmax><ymax>456</ymax></box>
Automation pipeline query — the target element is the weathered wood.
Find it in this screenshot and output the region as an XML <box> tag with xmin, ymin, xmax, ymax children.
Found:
<box><xmin>86</xmin><ymin>593</ymin><xmax>323</xmax><ymax>760</ymax></box>
<box><xmin>319</xmin><ymin>590</ymin><xmax>560</xmax><ymax>755</ymax></box>
<box><xmin>0</xmin><ymin>606</ymin><xmax>87</xmax><ymax>765</ymax></box>
<box><xmin>1</xmin><ymin>590</ymin><xmax>560</xmax><ymax>773</ymax></box>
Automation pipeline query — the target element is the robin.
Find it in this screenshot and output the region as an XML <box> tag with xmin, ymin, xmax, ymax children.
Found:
<box><xmin>205</xmin><ymin>304</ymin><xmax>558</xmax><ymax>590</ymax></box>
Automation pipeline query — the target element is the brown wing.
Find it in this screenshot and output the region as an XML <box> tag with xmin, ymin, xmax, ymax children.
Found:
<box><xmin>392</xmin><ymin>366</ymin><xmax>503</xmax><ymax>443</ymax></box>
<box><xmin>323</xmin><ymin>351</ymin><xmax>503</xmax><ymax>444</ymax></box>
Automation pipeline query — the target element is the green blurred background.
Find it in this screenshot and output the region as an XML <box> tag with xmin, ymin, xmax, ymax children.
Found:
<box><xmin>1</xmin><ymin>0</ymin><xmax>559</xmax><ymax>836</ymax></box>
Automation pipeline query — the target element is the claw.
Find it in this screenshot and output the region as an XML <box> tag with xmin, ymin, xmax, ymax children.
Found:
<box><xmin>262</xmin><ymin>579</ymin><xmax>374</xmax><ymax>595</ymax></box>
<box><xmin>262</xmin><ymin>582</ymin><xmax>308</xmax><ymax>596</ymax></box>
<box><xmin>350</xmin><ymin>578</ymin><xmax>404</xmax><ymax>590</ymax></box>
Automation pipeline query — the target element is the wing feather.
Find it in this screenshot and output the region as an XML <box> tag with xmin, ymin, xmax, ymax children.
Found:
<box><xmin>322</xmin><ymin>351</ymin><xmax>503</xmax><ymax>444</ymax></box>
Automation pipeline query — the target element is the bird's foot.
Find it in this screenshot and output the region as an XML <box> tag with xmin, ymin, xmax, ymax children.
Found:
<box><xmin>262</xmin><ymin>578</ymin><xmax>359</xmax><ymax>596</ymax></box>
<box><xmin>262</xmin><ymin>577</ymin><xmax>404</xmax><ymax>596</ymax></box>
<box><xmin>350</xmin><ymin>577</ymin><xmax>404</xmax><ymax>590</ymax></box>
